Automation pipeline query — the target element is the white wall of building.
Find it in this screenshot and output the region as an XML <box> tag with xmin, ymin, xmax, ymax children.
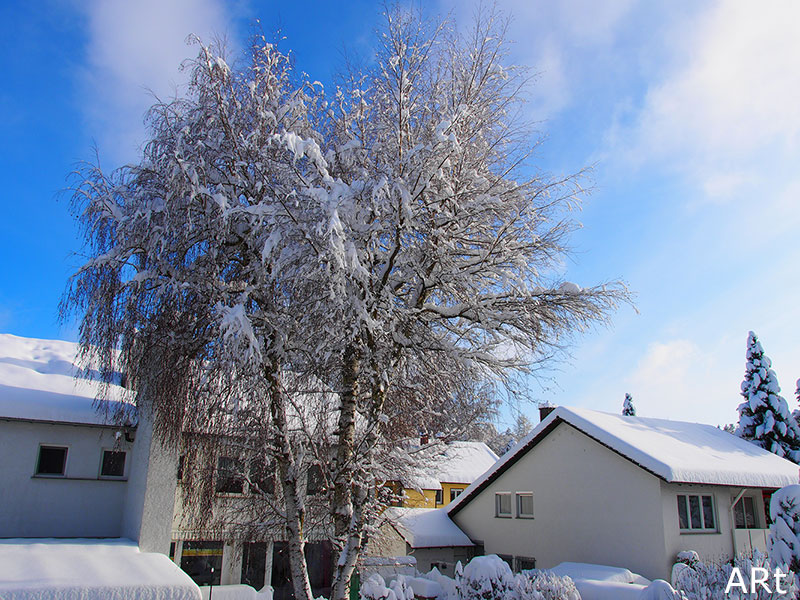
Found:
<box><xmin>0</xmin><ymin>418</ymin><xmax>133</xmax><ymax>538</ymax></box>
<box><xmin>660</xmin><ymin>482</ymin><xmax>770</xmax><ymax>572</ymax></box>
<box><xmin>121</xmin><ymin>401</ymin><xmax>178</xmax><ymax>554</ymax></box>
<box><xmin>452</xmin><ymin>422</ymin><xmax>669</xmax><ymax>579</ymax></box>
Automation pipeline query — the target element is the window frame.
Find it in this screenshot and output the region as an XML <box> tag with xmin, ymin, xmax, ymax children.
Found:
<box><xmin>449</xmin><ymin>487</ymin><xmax>464</xmax><ymax>502</ymax></box>
<box><xmin>733</xmin><ymin>495</ymin><xmax>759</xmax><ymax>529</ymax></box>
<box><xmin>514</xmin><ymin>556</ymin><xmax>536</xmax><ymax>572</ymax></box>
<box><xmin>435</xmin><ymin>489</ymin><xmax>444</xmax><ymax>505</ymax></box>
<box><xmin>35</xmin><ymin>444</ymin><xmax>69</xmax><ymax>477</ymax></box>
<box><xmin>677</xmin><ymin>493</ymin><xmax>717</xmax><ymax>532</ymax></box>
<box><xmin>495</xmin><ymin>491</ymin><xmax>512</xmax><ymax>518</ymax></box>
<box><xmin>215</xmin><ymin>456</ymin><xmax>245</xmax><ymax>495</ymax></box>
<box><xmin>516</xmin><ymin>492</ymin><xmax>534</xmax><ymax>519</ymax></box>
<box><xmin>99</xmin><ymin>449</ymin><xmax>127</xmax><ymax>479</ymax></box>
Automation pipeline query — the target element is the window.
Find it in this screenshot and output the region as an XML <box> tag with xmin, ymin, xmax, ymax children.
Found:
<box><xmin>677</xmin><ymin>494</ymin><xmax>716</xmax><ymax>531</ymax></box>
<box><xmin>100</xmin><ymin>450</ymin><xmax>126</xmax><ymax>478</ymax></box>
<box><xmin>516</xmin><ymin>492</ymin><xmax>534</xmax><ymax>518</ymax></box>
<box><xmin>307</xmin><ymin>464</ymin><xmax>324</xmax><ymax>495</ymax></box>
<box><xmin>495</xmin><ymin>492</ymin><xmax>512</xmax><ymax>517</ymax></box>
<box><xmin>497</xmin><ymin>554</ymin><xmax>514</xmax><ymax>569</ymax></box>
<box><xmin>241</xmin><ymin>541</ymin><xmax>268</xmax><ymax>590</ymax></box>
<box><xmin>180</xmin><ymin>540</ymin><xmax>223</xmax><ymax>586</ymax></box>
<box><xmin>36</xmin><ymin>446</ymin><xmax>67</xmax><ymax>476</ymax></box>
<box><xmin>216</xmin><ymin>456</ymin><xmax>244</xmax><ymax>494</ymax></box>
<box><xmin>435</xmin><ymin>489</ymin><xmax>444</xmax><ymax>505</ymax></box>
<box><xmin>450</xmin><ymin>488</ymin><xmax>464</xmax><ymax>502</ymax></box>
<box><xmin>515</xmin><ymin>556</ymin><xmax>536</xmax><ymax>572</ymax></box>
<box><xmin>734</xmin><ymin>496</ymin><xmax>759</xmax><ymax>529</ymax></box>
<box><xmin>249</xmin><ymin>458</ymin><xmax>275</xmax><ymax>495</ymax></box>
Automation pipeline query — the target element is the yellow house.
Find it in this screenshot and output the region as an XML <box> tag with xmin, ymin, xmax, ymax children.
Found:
<box><xmin>397</xmin><ymin>441</ymin><xmax>499</xmax><ymax>509</ymax></box>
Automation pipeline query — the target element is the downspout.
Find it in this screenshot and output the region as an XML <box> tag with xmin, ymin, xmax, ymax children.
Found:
<box><xmin>730</xmin><ymin>488</ymin><xmax>747</xmax><ymax>559</ymax></box>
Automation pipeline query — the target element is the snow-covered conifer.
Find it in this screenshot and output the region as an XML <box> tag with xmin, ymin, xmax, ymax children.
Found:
<box><xmin>622</xmin><ymin>393</ymin><xmax>636</xmax><ymax>416</ymax></box>
<box><xmin>769</xmin><ymin>485</ymin><xmax>800</xmax><ymax>586</ymax></box>
<box><xmin>735</xmin><ymin>332</ymin><xmax>800</xmax><ymax>463</ymax></box>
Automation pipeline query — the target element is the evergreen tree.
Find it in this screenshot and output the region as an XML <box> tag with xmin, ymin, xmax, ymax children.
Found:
<box><xmin>769</xmin><ymin>484</ymin><xmax>800</xmax><ymax>586</ymax></box>
<box><xmin>622</xmin><ymin>393</ymin><xmax>636</xmax><ymax>416</ymax></box>
<box><xmin>736</xmin><ymin>332</ymin><xmax>800</xmax><ymax>462</ymax></box>
<box><xmin>794</xmin><ymin>378</ymin><xmax>800</xmax><ymax>428</ymax></box>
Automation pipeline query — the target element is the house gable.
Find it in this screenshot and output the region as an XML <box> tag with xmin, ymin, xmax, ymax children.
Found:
<box><xmin>449</xmin><ymin>420</ymin><xmax>668</xmax><ymax>578</ymax></box>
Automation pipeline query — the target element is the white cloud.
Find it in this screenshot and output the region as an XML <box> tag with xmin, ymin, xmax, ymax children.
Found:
<box><xmin>614</xmin><ymin>0</ymin><xmax>800</xmax><ymax>194</ymax></box>
<box><xmin>624</xmin><ymin>339</ymin><xmax>738</xmax><ymax>425</ymax></box>
<box><xmin>78</xmin><ymin>0</ymin><xmax>235</xmax><ymax>164</ymax></box>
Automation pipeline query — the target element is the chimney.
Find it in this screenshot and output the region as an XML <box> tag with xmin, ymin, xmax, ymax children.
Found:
<box><xmin>538</xmin><ymin>404</ymin><xmax>556</xmax><ymax>423</ymax></box>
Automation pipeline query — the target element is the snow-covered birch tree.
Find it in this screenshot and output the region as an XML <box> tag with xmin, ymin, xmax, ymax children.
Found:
<box><xmin>62</xmin><ymin>36</ymin><xmax>338</xmax><ymax>600</ymax></box>
<box><xmin>736</xmin><ymin>332</ymin><xmax>800</xmax><ymax>463</ymax></box>
<box><xmin>63</xmin><ymin>9</ymin><xmax>628</xmax><ymax>600</ymax></box>
<box><xmin>319</xmin><ymin>9</ymin><xmax>627</xmax><ymax>598</ymax></box>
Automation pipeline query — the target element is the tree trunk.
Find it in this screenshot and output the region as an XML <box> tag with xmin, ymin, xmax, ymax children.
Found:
<box><xmin>330</xmin><ymin>344</ymin><xmax>360</xmax><ymax>600</ymax></box>
<box><xmin>267</xmin><ymin>365</ymin><xmax>314</xmax><ymax>600</ymax></box>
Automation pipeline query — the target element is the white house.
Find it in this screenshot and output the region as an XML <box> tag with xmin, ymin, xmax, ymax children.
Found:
<box><xmin>0</xmin><ymin>333</ymin><xmax>195</xmax><ymax>598</ymax></box>
<box><xmin>446</xmin><ymin>406</ymin><xmax>799</xmax><ymax>580</ymax></box>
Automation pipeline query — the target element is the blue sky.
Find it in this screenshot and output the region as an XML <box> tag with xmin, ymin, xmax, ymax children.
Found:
<box><xmin>1</xmin><ymin>0</ymin><xmax>799</xmax><ymax>428</ymax></box>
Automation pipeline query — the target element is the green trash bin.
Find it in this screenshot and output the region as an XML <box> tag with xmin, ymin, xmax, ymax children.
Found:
<box><xmin>349</xmin><ymin>571</ymin><xmax>360</xmax><ymax>600</ymax></box>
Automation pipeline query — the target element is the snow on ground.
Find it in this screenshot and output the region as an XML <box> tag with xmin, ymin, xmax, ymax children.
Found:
<box><xmin>0</xmin><ymin>538</ymin><xmax>200</xmax><ymax>599</ymax></box>
<box><xmin>546</xmin><ymin>562</ymin><xmax>651</xmax><ymax>600</ymax></box>
<box><xmin>548</xmin><ymin>562</ymin><xmax>649</xmax><ymax>585</ymax></box>
<box><xmin>0</xmin><ymin>333</ymin><xmax>134</xmax><ymax>425</ymax></box>
<box><xmin>382</xmin><ymin>508</ymin><xmax>474</xmax><ymax>548</ymax></box>
<box><xmin>449</xmin><ymin>406</ymin><xmax>799</xmax><ymax>516</ymax></box>
<box><xmin>199</xmin><ymin>584</ymin><xmax>273</xmax><ymax>600</ymax></box>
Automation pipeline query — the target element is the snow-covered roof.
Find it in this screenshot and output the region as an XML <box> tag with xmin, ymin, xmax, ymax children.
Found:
<box><xmin>0</xmin><ymin>334</ymin><xmax>134</xmax><ymax>426</ymax></box>
<box><xmin>435</xmin><ymin>441</ymin><xmax>499</xmax><ymax>484</ymax></box>
<box><xmin>449</xmin><ymin>406</ymin><xmax>800</xmax><ymax>515</ymax></box>
<box><xmin>0</xmin><ymin>538</ymin><xmax>200</xmax><ymax>599</ymax></box>
<box><xmin>382</xmin><ymin>507</ymin><xmax>474</xmax><ymax>548</ymax></box>
<box><xmin>404</xmin><ymin>441</ymin><xmax>499</xmax><ymax>490</ymax></box>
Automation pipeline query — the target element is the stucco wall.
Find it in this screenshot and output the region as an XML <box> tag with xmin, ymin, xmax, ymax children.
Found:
<box><xmin>0</xmin><ymin>419</ymin><xmax>132</xmax><ymax>538</ymax></box>
<box><xmin>121</xmin><ymin>402</ymin><xmax>178</xmax><ymax>554</ymax></box>
<box><xmin>660</xmin><ymin>482</ymin><xmax>769</xmax><ymax>571</ymax></box>
<box><xmin>367</xmin><ymin>522</ymin><xmax>409</xmax><ymax>558</ymax></box>
<box><xmin>410</xmin><ymin>546</ymin><xmax>473</xmax><ymax>575</ymax></box>
<box><xmin>452</xmin><ymin>422</ymin><xmax>668</xmax><ymax>579</ymax></box>
<box><xmin>403</xmin><ymin>488</ymin><xmax>437</xmax><ymax>508</ymax></box>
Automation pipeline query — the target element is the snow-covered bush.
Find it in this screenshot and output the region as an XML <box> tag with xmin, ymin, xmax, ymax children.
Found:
<box><xmin>639</xmin><ymin>580</ymin><xmax>685</xmax><ymax>600</ymax></box>
<box><xmin>515</xmin><ymin>571</ymin><xmax>579</xmax><ymax>600</ymax></box>
<box><xmin>672</xmin><ymin>550</ymin><xmax>797</xmax><ymax>600</ymax></box>
<box><xmin>421</xmin><ymin>567</ymin><xmax>458</xmax><ymax>600</ymax></box>
<box><xmin>454</xmin><ymin>556</ymin><xmax>578</xmax><ymax>600</ymax></box>
<box><xmin>457</xmin><ymin>556</ymin><xmax>517</xmax><ymax>600</ymax></box>
<box><xmin>675</xmin><ymin>551</ymin><xmax>699</xmax><ymax>567</ymax></box>
<box><xmin>361</xmin><ymin>574</ymin><xmax>413</xmax><ymax>600</ymax></box>
<box><xmin>769</xmin><ymin>484</ymin><xmax>800</xmax><ymax>583</ymax></box>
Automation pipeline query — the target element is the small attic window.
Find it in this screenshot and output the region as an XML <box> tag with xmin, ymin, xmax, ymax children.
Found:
<box><xmin>516</xmin><ymin>492</ymin><xmax>533</xmax><ymax>518</ymax></box>
<box><xmin>36</xmin><ymin>446</ymin><xmax>68</xmax><ymax>476</ymax></box>
<box><xmin>495</xmin><ymin>492</ymin><xmax>512</xmax><ymax>517</ymax></box>
<box><xmin>100</xmin><ymin>450</ymin><xmax>126</xmax><ymax>478</ymax></box>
